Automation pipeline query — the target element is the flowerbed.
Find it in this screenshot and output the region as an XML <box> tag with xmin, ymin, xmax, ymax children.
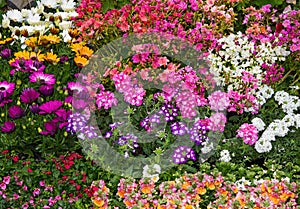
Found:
<box><xmin>0</xmin><ymin>0</ymin><xmax>299</xmax><ymax>208</ymax></box>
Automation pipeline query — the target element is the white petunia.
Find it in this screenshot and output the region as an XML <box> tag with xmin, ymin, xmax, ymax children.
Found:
<box><xmin>61</xmin><ymin>0</ymin><xmax>76</xmax><ymax>12</ymax></box>
<box><xmin>142</xmin><ymin>164</ymin><xmax>161</xmax><ymax>182</ymax></box>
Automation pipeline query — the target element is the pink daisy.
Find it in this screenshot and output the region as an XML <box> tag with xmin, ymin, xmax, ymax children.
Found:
<box><xmin>29</xmin><ymin>72</ymin><xmax>56</xmax><ymax>85</ymax></box>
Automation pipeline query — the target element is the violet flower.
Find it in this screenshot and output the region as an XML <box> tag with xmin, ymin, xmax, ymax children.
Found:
<box><xmin>0</xmin><ymin>48</ymin><xmax>12</xmax><ymax>59</ymax></box>
<box><xmin>39</xmin><ymin>85</ymin><xmax>54</xmax><ymax>96</ymax></box>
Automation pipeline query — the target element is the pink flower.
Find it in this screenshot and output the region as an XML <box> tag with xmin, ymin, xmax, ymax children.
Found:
<box><xmin>33</xmin><ymin>188</ymin><xmax>40</xmax><ymax>196</ymax></box>
<box><xmin>3</xmin><ymin>176</ymin><xmax>10</xmax><ymax>184</ymax></box>
<box><xmin>208</xmin><ymin>91</ymin><xmax>230</xmax><ymax>111</ymax></box>
<box><xmin>237</xmin><ymin>123</ymin><xmax>259</xmax><ymax>145</ymax></box>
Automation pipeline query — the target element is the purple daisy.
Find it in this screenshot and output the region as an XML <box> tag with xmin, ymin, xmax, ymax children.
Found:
<box><xmin>29</xmin><ymin>104</ymin><xmax>40</xmax><ymax>114</ymax></box>
<box><xmin>67</xmin><ymin>82</ymin><xmax>87</xmax><ymax>94</ymax></box>
<box><xmin>172</xmin><ymin>146</ymin><xmax>196</xmax><ymax>164</ymax></box>
<box><xmin>20</xmin><ymin>88</ymin><xmax>40</xmax><ymax>104</ymax></box>
<box><xmin>0</xmin><ymin>48</ymin><xmax>12</xmax><ymax>59</ymax></box>
<box><xmin>40</xmin><ymin>121</ymin><xmax>58</xmax><ymax>136</ymax></box>
<box><xmin>39</xmin><ymin>100</ymin><xmax>63</xmax><ymax>114</ymax></box>
<box><xmin>1</xmin><ymin>121</ymin><xmax>16</xmax><ymax>133</ymax></box>
<box><xmin>0</xmin><ymin>81</ymin><xmax>15</xmax><ymax>97</ymax></box>
<box><xmin>10</xmin><ymin>58</ymin><xmax>25</xmax><ymax>75</ymax></box>
<box><xmin>29</xmin><ymin>72</ymin><xmax>56</xmax><ymax>85</ymax></box>
<box><xmin>39</xmin><ymin>85</ymin><xmax>54</xmax><ymax>96</ymax></box>
<box><xmin>8</xmin><ymin>105</ymin><xmax>25</xmax><ymax>119</ymax></box>
<box><xmin>24</xmin><ymin>59</ymin><xmax>45</xmax><ymax>73</ymax></box>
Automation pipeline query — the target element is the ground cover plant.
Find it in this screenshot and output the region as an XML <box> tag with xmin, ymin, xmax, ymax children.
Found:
<box><xmin>0</xmin><ymin>0</ymin><xmax>299</xmax><ymax>208</ymax></box>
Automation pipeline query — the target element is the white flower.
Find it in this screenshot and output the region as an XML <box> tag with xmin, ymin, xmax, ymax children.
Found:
<box><xmin>41</xmin><ymin>0</ymin><xmax>58</xmax><ymax>8</ymax></box>
<box><xmin>255</xmin><ymin>138</ymin><xmax>272</xmax><ymax>153</ymax></box>
<box><xmin>282</xmin><ymin>114</ymin><xmax>296</xmax><ymax>127</ymax></box>
<box><xmin>235</xmin><ymin>177</ymin><xmax>251</xmax><ymax>190</ymax></box>
<box><xmin>61</xmin><ymin>29</ymin><xmax>72</xmax><ymax>42</ymax></box>
<box><xmin>201</xmin><ymin>141</ymin><xmax>214</xmax><ymax>154</ymax></box>
<box><xmin>61</xmin><ymin>0</ymin><xmax>76</xmax><ymax>12</ymax></box>
<box><xmin>260</xmin><ymin>130</ymin><xmax>276</xmax><ymax>141</ymax></box>
<box><xmin>59</xmin><ymin>21</ymin><xmax>72</xmax><ymax>30</ymax></box>
<box><xmin>295</xmin><ymin>114</ymin><xmax>300</xmax><ymax>129</ymax></box>
<box><xmin>21</xmin><ymin>9</ymin><xmax>32</xmax><ymax>18</ymax></box>
<box><xmin>142</xmin><ymin>164</ymin><xmax>161</xmax><ymax>182</ymax></box>
<box><xmin>27</xmin><ymin>14</ymin><xmax>41</xmax><ymax>25</ymax></box>
<box><xmin>267</xmin><ymin>120</ymin><xmax>289</xmax><ymax>137</ymax></box>
<box><xmin>6</xmin><ymin>10</ymin><xmax>23</xmax><ymax>22</ymax></box>
<box><xmin>1</xmin><ymin>15</ymin><xmax>10</xmax><ymax>28</ymax></box>
<box><xmin>219</xmin><ymin>150</ymin><xmax>231</xmax><ymax>162</ymax></box>
<box><xmin>251</xmin><ymin>117</ymin><xmax>266</xmax><ymax>131</ymax></box>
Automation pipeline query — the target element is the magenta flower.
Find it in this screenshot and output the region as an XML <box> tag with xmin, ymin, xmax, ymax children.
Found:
<box><xmin>67</xmin><ymin>82</ymin><xmax>87</xmax><ymax>94</ymax></box>
<box><xmin>39</xmin><ymin>100</ymin><xmax>63</xmax><ymax>114</ymax></box>
<box><xmin>1</xmin><ymin>121</ymin><xmax>16</xmax><ymax>133</ymax></box>
<box><xmin>29</xmin><ymin>72</ymin><xmax>56</xmax><ymax>85</ymax></box>
<box><xmin>40</xmin><ymin>121</ymin><xmax>58</xmax><ymax>136</ymax></box>
<box><xmin>8</xmin><ymin>105</ymin><xmax>25</xmax><ymax>119</ymax></box>
<box><xmin>0</xmin><ymin>48</ymin><xmax>12</xmax><ymax>59</ymax></box>
<box><xmin>29</xmin><ymin>104</ymin><xmax>40</xmax><ymax>114</ymax></box>
<box><xmin>0</xmin><ymin>81</ymin><xmax>15</xmax><ymax>97</ymax></box>
<box><xmin>39</xmin><ymin>85</ymin><xmax>54</xmax><ymax>96</ymax></box>
<box><xmin>20</xmin><ymin>88</ymin><xmax>40</xmax><ymax>104</ymax></box>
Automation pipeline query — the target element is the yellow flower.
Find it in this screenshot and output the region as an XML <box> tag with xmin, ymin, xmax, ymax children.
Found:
<box><xmin>30</xmin><ymin>51</ymin><xmax>45</xmax><ymax>62</ymax></box>
<box><xmin>0</xmin><ymin>37</ymin><xmax>14</xmax><ymax>45</ymax></box>
<box><xmin>74</xmin><ymin>56</ymin><xmax>89</xmax><ymax>67</ymax></box>
<box><xmin>79</xmin><ymin>46</ymin><xmax>94</xmax><ymax>59</ymax></box>
<box><xmin>44</xmin><ymin>52</ymin><xmax>60</xmax><ymax>63</ymax></box>
<box><xmin>39</xmin><ymin>34</ymin><xmax>61</xmax><ymax>45</ymax></box>
<box><xmin>14</xmin><ymin>50</ymin><xmax>30</xmax><ymax>60</ymax></box>
<box><xmin>70</xmin><ymin>43</ymin><xmax>84</xmax><ymax>53</ymax></box>
<box><xmin>25</xmin><ymin>37</ymin><xmax>38</xmax><ymax>48</ymax></box>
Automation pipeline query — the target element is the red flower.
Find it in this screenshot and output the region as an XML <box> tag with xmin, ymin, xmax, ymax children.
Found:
<box><xmin>12</xmin><ymin>155</ymin><xmax>19</xmax><ymax>163</ymax></box>
<box><xmin>1</xmin><ymin>150</ymin><xmax>9</xmax><ymax>154</ymax></box>
<box><xmin>75</xmin><ymin>184</ymin><xmax>81</xmax><ymax>191</ymax></box>
<box><xmin>27</xmin><ymin>168</ymin><xmax>33</xmax><ymax>173</ymax></box>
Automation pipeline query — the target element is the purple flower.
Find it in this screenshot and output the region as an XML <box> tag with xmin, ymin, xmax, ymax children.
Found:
<box><xmin>78</xmin><ymin>125</ymin><xmax>98</xmax><ymax>140</ymax></box>
<box><xmin>24</xmin><ymin>60</ymin><xmax>45</xmax><ymax>73</ymax></box>
<box><xmin>39</xmin><ymin>85</ymin><xmax>54</xmax><ymax>96</ymax></box>
<box><xmin>189</xmin><ymin>119</ymin><xmax>209</xmax><ymax>145</ymax></box>
<box><xmin>159</xmin><ymin>103</ymin><xmax>178</xmax><ymax>122</ymax></box>
<box><xmin>10</xmin><ymin>58</ymin><xmax>26</xmax><ymax>75</ymax></box>
<box><xmin>29</xmin><ymin>104</ymin><xmax>40</xmax><ymax>114</ymax></box>
<box><xmin>0</xmin><ymin>48</ymin><xmax>12</xmax><ymax>59</ymax></box>
<box><xmin>39</xmin><ymin>100</ymin><xmax>63</xmax><ymax>114</ymax></box>
<box><xmin>170</xmin><ymin>122</ymin><xmax>188</xmax><ymax>136</ymax></box>
<box><xmin>20</xmin><ymin>88</ymin><xmax>40</xmax><ymax>104</ymax></box>
<box><xmin>40</xmin><ymin>121</ymin><xmax>58</xmax><ymax>136</ymax></box>
<box><xmin>72</xmin><ymin>99</ymin><xmax>88</xmax><ymax>110</ymax></box>
<box><xmin>29</xmin><ymin>72</ymin><xmax>56</xmax><ymax>85</ymax></box>
<box><xmin>172</xmin><ymin>146</ymin><xmax>196</xmax><ymax>164</ymax></box>
<box><xmin>8</xmin><ymin>105</ymin><xmax>25</xmax><ymax>119</ymax></box>
<box><xmin>67</xmin><ymin>82</ymin><xmax>87</xmax><ymax>94</ymax></box>
<box><xmin>1</xmin><ymin>121</ymin><xmax>16</xmax><ymax>133</ymax></box>
<box><xmin>66</xmin><ymin>113</ymin><xmax>87</xmax><ymax>134</ymax></box>
<box><xmin>59</xmin><ymin>55</ymin><xmax>69</xmax><ymax>64</ymax></box>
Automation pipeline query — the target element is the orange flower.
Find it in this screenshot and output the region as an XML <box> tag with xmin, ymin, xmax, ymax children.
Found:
<box><xmin>74</xmin><ymin>56</ymin><xmax>89</xmax><ymax>67</ymax></box>
<box><xmin>196</xmin><ymin>187</ymin><xmax>206</xmax><ymax>195</ymax></box>
<box><xmin>92</xmin><ymin>198</ymin><xmax>104</xmax><ymax>207</ymax></box>
<box><xmin>44</xmin><ymin>52</ymin><xmax>60</xmax><ymax>63</ymax></box>
<box><xmin>157</xmin><ymin>205</ymin><xmax>167</xmax><ymax>209</ymax></box>
<box><xmin>141</xmin><ymin>185</ymin><xmax>152</xmax><ymax>194</ymax></box>
<box><xmin>30</xmin><ymin>51</ymin><xmax>45</xmax><ymax>62</ymax></box>
<box><xmin>184</xmin><ymin>204</ymin><xmax>194</xmax><ymax>209</ymax></box>
<box><xmin>124</xmin><ymin>200</ymin><xmax>135</xmax><ymax>207</ymax></box>
<box><xmin>117</xmin><ymin>189</ymin><xmax>125</xmax><ymax>198</ymax></box>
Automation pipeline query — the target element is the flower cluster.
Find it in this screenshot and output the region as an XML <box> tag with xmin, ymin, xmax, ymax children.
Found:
<box><xmin>74</xmin><ymin>0</ymin><xmax>243</xmax><ymax>51</ymax></box>
<box><xmin>236</xmin><ymin>123</ymin><xmax>259</xmax><ymax>145</ymax></box>
<box><xmin>116</xmin><ymin>172</ymin><xmax>224</xmax><ymax>208</ymax></box>
<box><xmin>209</xmin><ymin>178</ymin><xmax>298</xmax><ymax>208</ymax></box>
